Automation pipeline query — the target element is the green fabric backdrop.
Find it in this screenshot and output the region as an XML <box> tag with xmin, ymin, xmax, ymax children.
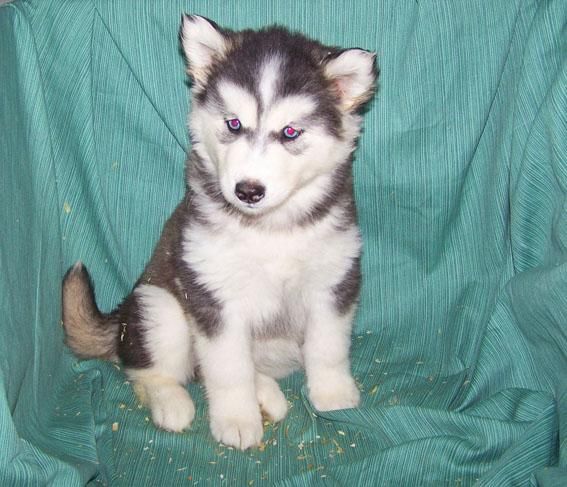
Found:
<box><xmin>1</xmin><ymin>0</ymin><xmax>565</xmax><ymax>485</ymax></box>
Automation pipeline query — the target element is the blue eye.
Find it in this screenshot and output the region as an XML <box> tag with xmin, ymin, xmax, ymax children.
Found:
<box><xmin>282</xmin><ymin>126</ymin><xmax>301</xmax><ymax>140</ymax></box>
<box><xmin>226</xmin><ymin>118</ymin><xmax>241</xmax><ymax>132</ymax></box>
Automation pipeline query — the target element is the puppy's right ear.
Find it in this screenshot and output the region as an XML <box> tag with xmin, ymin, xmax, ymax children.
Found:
<box><xmin>180</xmin><ymin>14</ymin><xmax>229</xmax><ymax>87</ymax></box>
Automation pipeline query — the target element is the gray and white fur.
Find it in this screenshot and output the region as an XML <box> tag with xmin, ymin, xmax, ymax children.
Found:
<box><xmin>62</xmin><ymin>14</ymin><xmax>378</xmax><ymax>450</ymax></box>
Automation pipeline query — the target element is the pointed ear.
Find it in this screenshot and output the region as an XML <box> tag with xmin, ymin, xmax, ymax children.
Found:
<box><xmin>180</xmin><ymin>14</ymin><xmax>230</xmax><ymax>86</ymax></box>
<box><xmin>323</xmin><ymin>48</ymin><xmax>378</xmax><ymax>112</ymax></box>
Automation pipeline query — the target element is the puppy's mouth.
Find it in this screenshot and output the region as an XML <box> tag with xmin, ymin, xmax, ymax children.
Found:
<box><xmin>221</xmin><ymin>186</ymin><xmax>289</xmax><ymax>220</ymax></box>
<box><xmin>231</xmin><ymin>201</ymin><xmax>263</xmax><ymax>214</ymax></box>
<box><xmin>226</xmin><ymin>196</ymin><xmax>268</xmax><ymax>217</ymax></box>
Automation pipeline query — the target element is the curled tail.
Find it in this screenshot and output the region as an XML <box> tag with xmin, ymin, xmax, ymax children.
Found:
<box><xmin>62</xmin><ymin>262</ymin><xmax>118</xmax><ymax>361</ymax></box>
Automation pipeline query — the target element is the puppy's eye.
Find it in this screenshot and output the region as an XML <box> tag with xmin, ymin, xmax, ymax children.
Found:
<box><xmin>282</xmin><ymin>125</ymin><xmax>302</xmax><ymax>140</ymax></box>
<box><xmin>226</xmin><ymin>118</ymin><xmax>241</xmax><ymax>133</ymax></box>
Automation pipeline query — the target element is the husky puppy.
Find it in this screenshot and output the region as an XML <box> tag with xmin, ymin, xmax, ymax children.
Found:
<box><xmin>62</xmin><ymin>14</ymin><xmax>377</xmax><ymax>450</ymax></box>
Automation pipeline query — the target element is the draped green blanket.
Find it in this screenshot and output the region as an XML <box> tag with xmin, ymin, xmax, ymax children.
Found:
<box><xmin>1</xmin><ymin>0</ymin><xmax>565</xmax><ymax>485</ymax></box>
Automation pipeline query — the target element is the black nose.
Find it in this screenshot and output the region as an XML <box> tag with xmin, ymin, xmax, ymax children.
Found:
<box><xmin>235</xmin><ymin>180</ymin><xmax>265</xmax><ymax>204</ymax></box>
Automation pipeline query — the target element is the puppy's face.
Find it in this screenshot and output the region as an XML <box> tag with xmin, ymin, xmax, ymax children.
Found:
<box><xmin>181</xmin><ymin>15</ymin><xmax>377</xmax><ymax>217</ymax></box>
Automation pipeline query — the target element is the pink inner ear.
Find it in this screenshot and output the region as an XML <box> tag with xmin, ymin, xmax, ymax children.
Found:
<box><xmin>333</xmin><ymin>76</ymin><xmax>351</xmax><ymax>101</ymax></box>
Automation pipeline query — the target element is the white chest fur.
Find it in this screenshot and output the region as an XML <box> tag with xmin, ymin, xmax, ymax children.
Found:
<box><xmin>182</xmin><ymin>215</ymin><xmax>361</xmax><ymax>335</ymax></box>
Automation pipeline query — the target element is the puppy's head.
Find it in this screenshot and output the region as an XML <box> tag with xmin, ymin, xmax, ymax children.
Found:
<box><xmin>180</xmin><ymin>15</ymin><xmax>377</xmax><ymax>220</ymax></box>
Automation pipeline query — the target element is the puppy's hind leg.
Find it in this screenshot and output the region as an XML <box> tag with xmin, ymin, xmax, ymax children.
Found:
<box><xmin>129</xmin><ymin>370</ymin><xmax>195</xmax><ymax>433</ymax></box>
<box><xmin>255</xmin><ymin>373</ymin><xmax>288</xmax><ymax>423</ymax></box>
<box><xmin>122</xmin><ymin>284</ymin><xmax>195</xmax><ymax>432</ymax></box>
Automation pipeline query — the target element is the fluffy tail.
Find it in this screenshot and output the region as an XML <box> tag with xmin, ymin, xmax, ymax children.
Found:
<box><xmin>62</xmin><ymin>262</ymin><xmax>118</xmax><ymax>361</ymax></box>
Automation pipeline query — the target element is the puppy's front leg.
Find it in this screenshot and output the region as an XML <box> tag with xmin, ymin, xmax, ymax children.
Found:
<box><xmin>197</xmin><ymin>320</ymin><xmax>263</xmax><ymax>450</ymax></box>
<box><xmin>304</xmin><ymin>301</ymin><xmax>360</xmax><ymax>412</ymax></box>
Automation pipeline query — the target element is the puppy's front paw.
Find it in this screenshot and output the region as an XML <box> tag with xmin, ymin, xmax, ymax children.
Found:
<box><xmin>309</xmin><ymin>373</ymin><xmax>360</xmax><ymax>412</ymax></box>
<box><xmin>210</xmin><ymin>412</ymin><xmax>264</xmax><ymax>450</ymax></box>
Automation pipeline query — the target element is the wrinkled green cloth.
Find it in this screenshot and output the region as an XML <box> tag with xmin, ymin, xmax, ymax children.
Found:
<box><xmin>1</xmin><ymin>0</ymin><xmax>565</xmax><ymax>485</ymax></box>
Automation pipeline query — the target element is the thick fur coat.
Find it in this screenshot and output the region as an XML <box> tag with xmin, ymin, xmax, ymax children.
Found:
<box><xmin>62</xmin><ymin>14</ymin><xmax>377</xmax><ymax>450</ymax></box>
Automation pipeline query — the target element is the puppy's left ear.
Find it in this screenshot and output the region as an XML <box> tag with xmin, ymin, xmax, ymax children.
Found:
<box><xmin>180</xmin><ymin>14</ymin><xmax>230</xmax><ymax>87</ymax></box>
<box><xmin>323</xmin><ymin>49</ymin><xmax>378</xmax><ymax>112</ymax></box>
